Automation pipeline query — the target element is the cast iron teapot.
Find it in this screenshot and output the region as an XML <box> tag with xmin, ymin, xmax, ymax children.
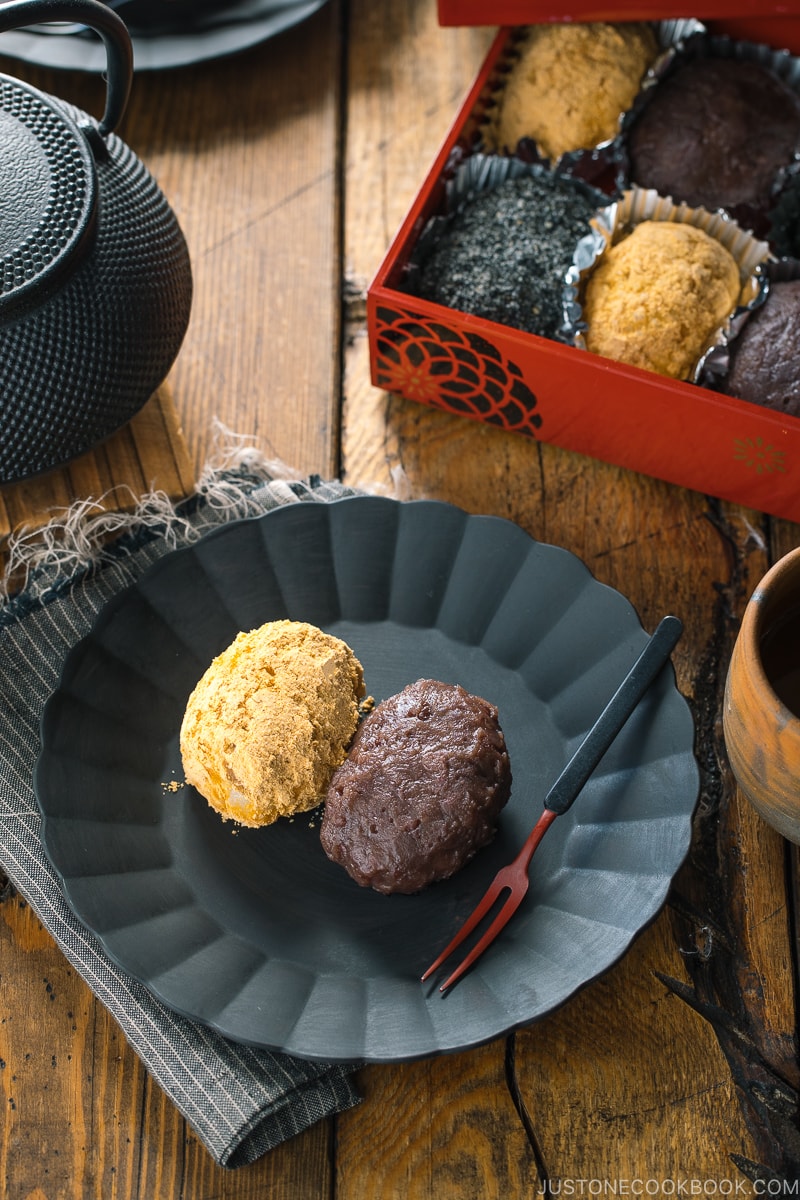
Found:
<box><xmin>0</xmin><ymin>0</ymin><xmax>193</xmax><ymax>483</ymax></box>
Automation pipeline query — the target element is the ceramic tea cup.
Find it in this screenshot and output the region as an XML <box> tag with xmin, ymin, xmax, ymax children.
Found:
<box><xmin>724</xmin><ymin>546</ymin><xmax>800</xmax><ymax>844</ymax></box>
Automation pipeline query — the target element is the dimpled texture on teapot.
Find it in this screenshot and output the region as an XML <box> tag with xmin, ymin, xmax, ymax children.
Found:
<box><xmin>0</xmin><ymin>81</ymin><xmax>94</xmax><ymax>293</ymax></box>
<box><xmin>0</xmin><ymin>96</ymin><xmax>192</xmax><ymax>484</ymax></box>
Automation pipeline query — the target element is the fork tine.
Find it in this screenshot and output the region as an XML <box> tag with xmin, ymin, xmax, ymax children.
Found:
<box><xmin>421</xmin><ymin>807</ymin><xmax>557</xmax><ymax>986</ymax></box>
<box><xmin>420</xmin><ymin>875</ymin><xmax>510</xmax><ymax>983</ymax></box>
<box><xmin>436</xmin><ymin>888</ymin><xmax>527</xmax><ymax>992</ymax></box>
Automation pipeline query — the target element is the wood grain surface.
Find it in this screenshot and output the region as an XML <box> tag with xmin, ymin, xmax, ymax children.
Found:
<box><xmin>1</xmin><ymin>1</ymin><xmax>798</xmax><ymax>1197</ymax></box>
<box><xmin>0</xmin><ymin>387</ymin><xmax>193</xmax><ymax>554</ymax></box>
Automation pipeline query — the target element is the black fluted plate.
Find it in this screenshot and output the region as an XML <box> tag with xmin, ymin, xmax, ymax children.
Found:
<box><xmin>2</xmin><ymin>0</ymin><xmax>328</xmax><ymax>72</ymax></box>
<box><xmin>34</xmin><ymin>497</ymin><xmax>699</xmax><ymax>1062</ymax></box>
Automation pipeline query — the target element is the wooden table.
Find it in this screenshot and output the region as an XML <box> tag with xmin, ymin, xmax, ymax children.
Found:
<box><xmin>1</xmin><ymin>4</ymin><xmax>798</xmax><ymax>1197</ymax></box>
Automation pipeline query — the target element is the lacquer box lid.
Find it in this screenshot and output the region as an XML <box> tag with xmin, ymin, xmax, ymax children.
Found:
<box><xmin>436</xmin><ymin>1</ymin><xmax>800</xmax><ymax>56</ymax></box>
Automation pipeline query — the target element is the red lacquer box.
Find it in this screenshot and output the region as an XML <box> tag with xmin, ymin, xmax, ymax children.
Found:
<box><xmin>436</xmin><ymin>3</ymin><xmax>800</xmax><ymax>55</ymax></box>
<box><xmin>367</xmin><ymin>7</ymin><xmax>800</xmax><ymax>522</ymax></box>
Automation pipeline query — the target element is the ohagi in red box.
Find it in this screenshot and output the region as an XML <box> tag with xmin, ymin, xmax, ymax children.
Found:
<box><xmin>368</xmin><ymin>12</ymin><xmax>800</xmax><ymax>522</ymax></box>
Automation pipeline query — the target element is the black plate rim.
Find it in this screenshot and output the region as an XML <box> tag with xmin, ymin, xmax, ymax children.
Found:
<box><xmin>1</xmin><ymin>0</ymin><xmax>329</xmax><ymax>72</ymax></box>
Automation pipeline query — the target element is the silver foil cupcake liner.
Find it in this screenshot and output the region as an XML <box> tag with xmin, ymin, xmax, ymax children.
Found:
<box><xmin>563</xmin><ymin>187</ymin><xmax>772</xmax><ymax>384</ymax></box>
<box><xmin>400</xmin><ymin>152</ymin><xmax>614</xmax><ymax>343</ymax></box>
<box><xmin>438</xmin><ymin>151</ymin><xmax>608</xmax><ymax>219</ymax></box>
<box><xmin>403</xmin><ymin>152</ymin><xmax>611</xmax><ymax>291</ymax></box>
<box><xmin>700</xmin><ymin>257</ymin><xmax>800</xmax><ymax>388</ymax></box>
<box><xmin>477</xmin><ymin>19</ymin><xmax>704</xmax><ymax>178</ymax></box>
<box><xmin>619</xmin><ymin>30</ymin><xmax>800</xmax><ymax>232</ymax></box>
<box><xmin>767</xmin><ymin>170</ymin><xmax>800</xmax><ymax>259</ymax></box>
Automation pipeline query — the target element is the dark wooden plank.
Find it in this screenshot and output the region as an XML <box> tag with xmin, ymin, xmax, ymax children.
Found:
<box><xmin>337</xmin><ymin>1048</ymin><xmax>537</xmax><ymax>1198</ymax></box>
<box><xmin>123</xmin><ymin>6</ymin><xmax>344</xmax><ymax>481</ymax></box>
<box><xmin>0</xmin><ymin>388</ymin><xmax>194</xmax><ymax>562</ymax></box>
<box><xmin>0</xmin><ymin>888</ymin><xmax>336</xmax><ymax>1200</ymax></box>
<box><xmin>0</xmin><ymin>4</ymin><xmax>344</xmax><ymax>1196</ymax></box>
<box><xmin>339</xmin><ymin>0</ymin><xmax>798</xmax><ymax>1191</ymax></box>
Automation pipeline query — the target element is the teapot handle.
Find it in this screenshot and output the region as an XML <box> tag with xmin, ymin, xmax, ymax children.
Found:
<box><xmin>0</xmin><ymin>0</ymin><xmax>132</xmax><ymax>134</ymax></box>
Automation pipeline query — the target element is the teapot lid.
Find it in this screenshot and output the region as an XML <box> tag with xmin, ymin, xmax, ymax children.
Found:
<box><xmin>0</xmin><ymin>74</ymin><xmax>96</xmax><ymax>317</ymax></box>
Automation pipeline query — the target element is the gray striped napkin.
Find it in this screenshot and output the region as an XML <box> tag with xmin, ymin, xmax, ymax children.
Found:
<box><xmin>0</xmin><ymin>466</ymin><xmax>362</xmax><ymax>1168</ymax></box>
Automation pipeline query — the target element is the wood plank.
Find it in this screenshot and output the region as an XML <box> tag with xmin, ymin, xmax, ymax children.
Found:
<box><xmin>0</xmin><ymin>890</ymin><xmax>334</xmax><ymax>1200</ymax></box>
<box><xmin>342</xmin><ymin>1</ymin><xmax>494</xmax><ymax>494</ymax></box>
<box><xmin>337</xmin><ymin>1048</ymin><xmax>537</xmax><ymax>1199</ymax></box>
<box><xmin>340</xmin><ymin>1</ymin><xmax>797</xmax><ymax>1192</ymax></box>
<box><xmin>695</xmin><ymin>514</ymin><xmax>800</xmax><ymax>1182</ymax></box>
<box><xmin>512</xmin><ymin>919</ymin><xmax>754</xmax><ymax>1181</ymax></box>
<box><xmin>339</xmin><ymin>6</ymin><xmax>543</xmax><ymax>1198</ymax></box>
<box><xmin>0</xmin><ymin>387</ymin><xmax>194</xmax><ymax>555</ymax></box>
<box><xmin>122</xmin><ymin>7</ymin><xmax>344</xmax><ymax>481</ymax></box>
<box><xmin>505</xmin><ymin>466</ymin><xmax>765</xmax><ymax>1185</ymax></box>
<box><xmin>0</xmin><ymin>4</ymin><xmax>343</xmax><ymax>1197</ymax></box>
<box><xmin>341</xmin><ymin>394</ymin><xmax>765</xmax><ymax>1189</ymax></box>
